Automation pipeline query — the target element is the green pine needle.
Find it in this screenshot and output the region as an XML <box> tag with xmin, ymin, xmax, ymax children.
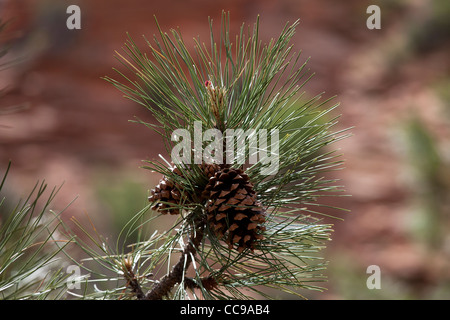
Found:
<box><xmin>0</xmin><ymin>162</ymin><xmax>73</xmax><ymax>299</ymax></box>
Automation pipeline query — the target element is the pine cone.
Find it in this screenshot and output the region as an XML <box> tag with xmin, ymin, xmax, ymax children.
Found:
<box><xmin>148</xmin><ymin>166</ymin><xmax>185</xmax><ymax>215</ymax></box>
<box><xmin>202</xmin><ymin>167</ymin><xmax>266</xmax><ymax>252</ymax></box>
<box><xmin>149</xmin><ymin>163</ymin><xmax>222</xmax><ymax>215</ymax></box>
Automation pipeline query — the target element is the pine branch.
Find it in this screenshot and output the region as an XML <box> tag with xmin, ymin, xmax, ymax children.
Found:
<box><xmin>98</xmin><ymin>11</ymin><xmax>350</xmax><ymax>300</ymax></box>
<box><xmin>144</xmin><ymin>219</ymin><xmax>205</xmax><ymax>300</ymax></box>
<box><xmin>1</xmin><ymin>13</ymin><xmax>349</xmax><ymax>300</ymax></box>
<box><xmin>122</xmin><ymin>257</ymin><xmax>146</xmax><ymax>300</ymax></box>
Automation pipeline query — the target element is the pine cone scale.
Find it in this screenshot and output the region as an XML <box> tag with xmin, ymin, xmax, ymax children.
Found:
<box><xmin>148</xmin><ymin>166</ymin><xmax>188</xmax><ymax>215</ymax></box>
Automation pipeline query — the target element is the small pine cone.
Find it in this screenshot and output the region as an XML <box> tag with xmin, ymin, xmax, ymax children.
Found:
<box><xmin>202</xmin><ymin>167</ymin><xmax>266</xmax><ymax>252</ymax></box>
<box><xmin>148</xmin><ymin>166</ymin><xmax>185</xmax><ymax>215</ymax></box>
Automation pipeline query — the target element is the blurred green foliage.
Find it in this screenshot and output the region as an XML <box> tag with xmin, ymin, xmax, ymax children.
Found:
<box><xmin>94</xmin><ymin>171</ymin><xmax>151</xmax><ymax>246</ymax></box>
<box><xmin>404</xmin><ymin>116</ymin><xmax>450</xmax><ymax>249</ymax></box>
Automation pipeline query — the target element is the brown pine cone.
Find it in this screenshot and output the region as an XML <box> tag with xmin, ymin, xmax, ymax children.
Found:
<box><xmin>148</xmin><ymin>166</ymin><xmax>185</xmax><ymax>215</ymax></box>
<box><xmin>202</xmin><ymin>167</ymin><xmax>266</xmax><ymax>252</ymax></box>
<box><xmin>149</xmin><ymin>163</ymin><xmax>223</xmax><ymax>214</ymax></box>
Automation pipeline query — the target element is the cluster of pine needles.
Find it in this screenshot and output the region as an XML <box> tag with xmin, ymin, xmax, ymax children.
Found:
<box><xmin>0</xmin><ymin>12</ymin><xmax>349</xmax><ymax>300</ymax></box>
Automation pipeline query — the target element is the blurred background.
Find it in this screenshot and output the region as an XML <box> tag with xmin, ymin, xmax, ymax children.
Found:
<box><xmin>1</xmin><ymin>0</ymin><xmax>450</xmax><ymax>299</ymax></box>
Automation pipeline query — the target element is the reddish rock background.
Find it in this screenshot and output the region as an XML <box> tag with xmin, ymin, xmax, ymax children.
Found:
<box><xmin>1</xmin><ymin>0</ymin><xmax>450</xmax><ymax>299</ymax></box>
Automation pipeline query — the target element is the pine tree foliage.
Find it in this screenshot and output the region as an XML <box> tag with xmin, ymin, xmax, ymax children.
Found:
<box><xmin>0</xmin><ymin>13</ymin><xmax>349</xmax><ymax>300</ymax></box>
<box><xmin>0</xmin><ymin>163</ymin><xmax>72</xmax><ymax>299</ymax></box>
<box><xmin>98</xmin><ymin>12</ymin><xmax>349</xmax><ymax>299</ymax></box>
